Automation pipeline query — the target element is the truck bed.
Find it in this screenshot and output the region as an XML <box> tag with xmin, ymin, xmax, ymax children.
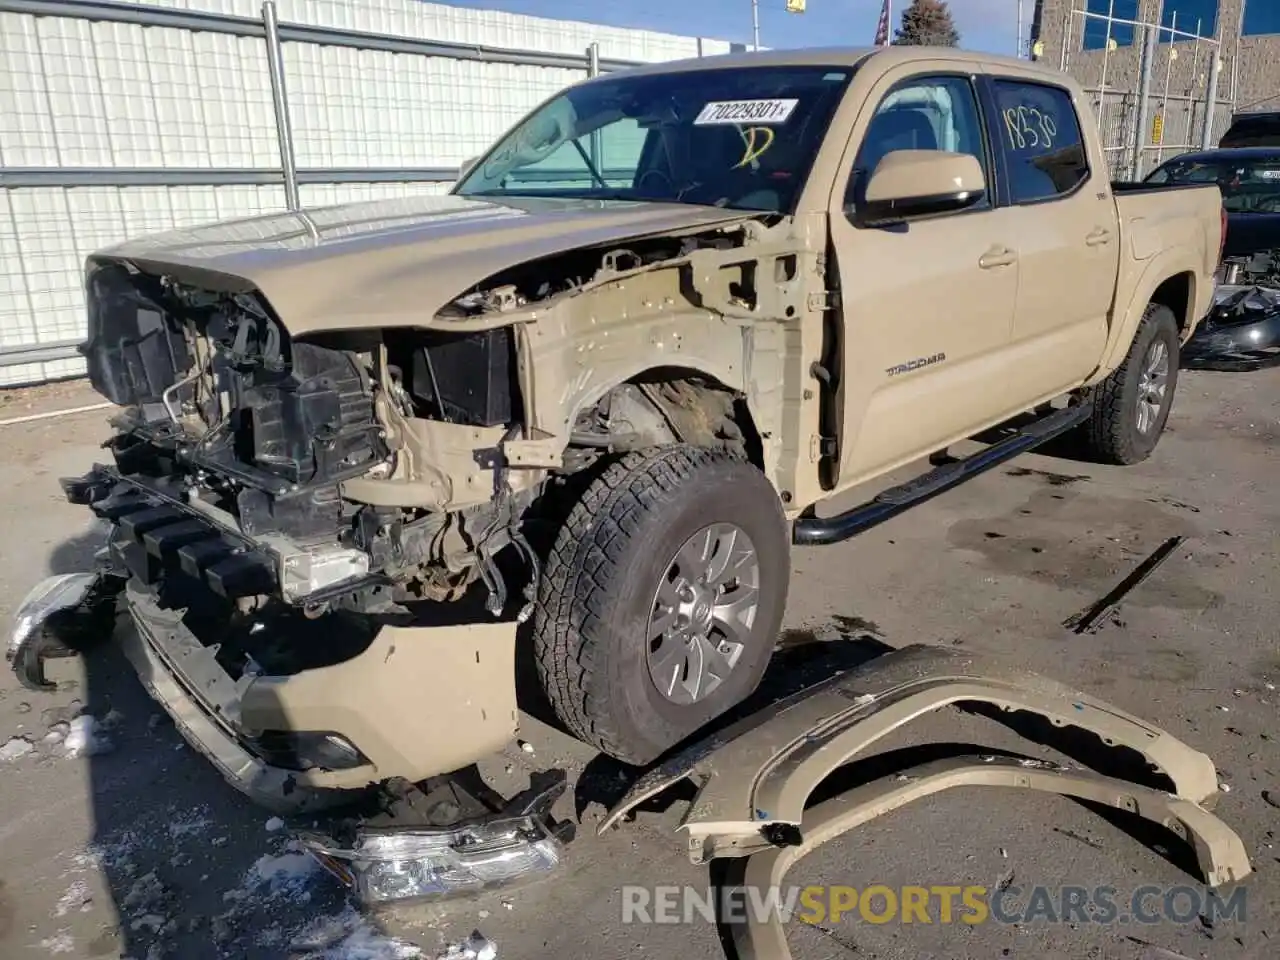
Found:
<box><xmin>1110</xmin><ymin>178</ymin><xmax>1223</xmax><ymax>342</ymax></box>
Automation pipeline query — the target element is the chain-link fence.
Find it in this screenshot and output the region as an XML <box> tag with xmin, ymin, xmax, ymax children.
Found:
<box><xmin>1059</xmin><ymin>4</ymin><xmax>1232</xmax><ymax>180</ymax></box>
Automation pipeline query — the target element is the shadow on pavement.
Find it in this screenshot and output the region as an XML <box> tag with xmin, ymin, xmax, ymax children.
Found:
<box><xmin>37</xmin><ymin>529</ymin><xmax>388</xmax><ymax>960</ymax></box>
<box><xmin>572</xmin><ymin>630</ymin><xmax>895</xmax><ymax>821</ymax></box>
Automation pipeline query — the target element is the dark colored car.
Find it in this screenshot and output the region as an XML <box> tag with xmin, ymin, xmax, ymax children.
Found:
<box><xmin>1146</xmin><ymin>148</ymin><xmax>1280</xmax><ymax>370</ymax></box>
<box><xmin>1219</xmin><ymin>111</ymin><xmax>1280</xmax><ymax>149</ymax></box>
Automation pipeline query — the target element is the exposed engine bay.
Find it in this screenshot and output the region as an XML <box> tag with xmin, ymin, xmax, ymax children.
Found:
<box><xmin>72</xmin><ymin>222</ymin><xmax>773</xmax><ymax>622</ymax></box>
<box><xmin>1216</xmin><ymin>247</ymin><xmax>1280</xmax><ymax>288</ymax></box>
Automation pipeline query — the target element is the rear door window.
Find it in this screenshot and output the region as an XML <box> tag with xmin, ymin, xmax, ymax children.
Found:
<box><xmin>991</xmin><ymin>79</ymin><xmax>1090</xmax><ymax>204</ymax></box>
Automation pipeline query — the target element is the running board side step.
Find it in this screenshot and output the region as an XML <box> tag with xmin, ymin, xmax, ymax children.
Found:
<box><xmin>793</xmin><ymin>402</ymin><xmax>1092</xmax><ymax>546</ymax></box>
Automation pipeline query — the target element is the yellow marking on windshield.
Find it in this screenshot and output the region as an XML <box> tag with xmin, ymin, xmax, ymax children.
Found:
<box><xmin>733</xmin><ymin>126</ymin><xmax>776</xmax><ymax>169</ymax></box>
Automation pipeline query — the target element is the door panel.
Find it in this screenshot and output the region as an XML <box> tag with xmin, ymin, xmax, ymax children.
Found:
<box><xmin>990</xmin><ymin>78</ymin><xmax>1120</xmax><ymax>399</ymax></box>
<box><xmin>828</xmin><ymin>69</ymin><xmax>1019</xmax><ymax>488</ymax></box>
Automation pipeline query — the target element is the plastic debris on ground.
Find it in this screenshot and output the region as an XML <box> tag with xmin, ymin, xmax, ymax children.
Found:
<box><xmin>288</xmin><ymin>905</ymin><xmax>425</xmax><ymax>959</ymax></box>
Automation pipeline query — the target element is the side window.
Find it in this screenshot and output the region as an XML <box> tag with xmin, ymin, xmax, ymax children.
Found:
<box><xmin>850</xmin><ymin>74</ymin><xmax>989</xmax><ymax>209</ymax></box>
<box><xmin>992</xmin><ymin>80</ymin><xmax>1090</xmax><ymax>203</ymax></box>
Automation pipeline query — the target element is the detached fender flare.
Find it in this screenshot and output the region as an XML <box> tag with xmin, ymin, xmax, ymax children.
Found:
<box><xmin>599</xmin><ymin>645</ymin><xmax>1222</xmax><ymax>850</ymax></box>
<box><xmin>721</xmin><ymin>755</ymin><xmax>1252</xmax><ymax>960</ymax></box>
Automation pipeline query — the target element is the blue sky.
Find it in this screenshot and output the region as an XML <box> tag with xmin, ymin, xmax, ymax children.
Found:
<box><xmin>443</xmin><ymin>0</ymin><xmax>1029</xmax><ymax>57</ymax></box>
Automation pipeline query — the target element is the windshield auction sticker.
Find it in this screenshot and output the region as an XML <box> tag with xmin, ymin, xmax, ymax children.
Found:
<box><xmin>694</xmin><ymin>98</ymin><xmax>799</xmax><ymax>125</ymax></box>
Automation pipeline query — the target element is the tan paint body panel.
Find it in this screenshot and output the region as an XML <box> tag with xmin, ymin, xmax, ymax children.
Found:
<box><xmin>89</xmin><ymin>196</ymin><xmax>760</xmax><ymax>337</ymax></box>
<box><xmin>599</xmin><ymin>644</ymin><xmax>1251</xmax><ymax>951</ymax></box>
<box><xmin>724</xmin><ymin>758</ymin><xmax>1251</xmax><ymax>960</ymax></box>
<box><xmin>84</xmin><ymin>47</ymin><xmax>1224</xmax><ymax>791</ymax></box>
<box><xmin>85</xmin><ymin>45</ymin><xmax>1221</xmax><ymax>517</ymax></box>
<box><xmin>599</xmin><ymin>644</ymin><xmax>1224</xmax><ymax>843</ymax></box>
<box><xmin>122</xmin><ymin>580</ymin><xmax>518</xmax><ymax>811</ymax></box>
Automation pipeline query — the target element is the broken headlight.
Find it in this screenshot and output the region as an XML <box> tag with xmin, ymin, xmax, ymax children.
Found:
<box><xmin>298</xmin><ymin>816</ymin><xmax>563</xmax><ymax>904</ymax></box>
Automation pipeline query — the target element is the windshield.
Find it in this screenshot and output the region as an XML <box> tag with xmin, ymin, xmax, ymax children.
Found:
<box><xmin>1146</xmin><ymin>156</ymin><xmax>1280</xmax><ymax>214</ymax></box>
<box><xmin>453</xmin><ymin>65</ymin><xmax>855</xmax><ymax>214</ymax></box>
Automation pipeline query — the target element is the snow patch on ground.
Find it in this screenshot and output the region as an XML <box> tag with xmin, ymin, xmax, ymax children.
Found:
<box><xmin>72</xmin><ymin>827</ymin><xmax>143</xmax><ymax>879</ymax></box>
<box><xmin>243</xmin><ymin>844</ymin><xmax>321</xmax><ymax>899</ymax></box>
<box><xmin>37</xmin><ymin>931</ymin><xmax>75</xmax><ymax>954</ymax></box>
<box><xmin>62</xmin><ymin>714</ymin><xmax>114</xmax><ymax>757</ymax></box>
<box><xmin>53</xmin><ymin>879</ymin><xmax>92</xmax><ymax>917</ymax></box>
<box><xmin>289</xmin><ymin>906</ymin><xmax>426</xmax><ymax>959</ymax></box>
<box><xmin>0</xmin><ymin>735</ymin><xmax>33</xmax><ymax>761</ymax></box>
<box><xmin>436</xmin><ymin>933</ymin><xmax>497</xmax><ymax>960</ymax></box>
<box><xmin>166</xmin><ymin>805</ymin><xmax>213</xmax><ymax>839</ymax></box>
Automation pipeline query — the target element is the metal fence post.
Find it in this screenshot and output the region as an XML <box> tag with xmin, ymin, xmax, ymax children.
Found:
<box><xmin>1129</xmin><ymin>23</ymin><xmax>1157</xmax><ymax>180</ymax></box>
<box><xmin>1201</xmin><ymin>53</ymin><xmax>1221</xmax><ymax>149</ymax></box>
<box><xmin>587</xmin><ymin>42</ymin><xmax>602</xmax><ymax>168</ymax></box>
<box><xmin>263</xmin><ymin>0</ymin><xmax>300</xmax><ymax>211</ymax></box>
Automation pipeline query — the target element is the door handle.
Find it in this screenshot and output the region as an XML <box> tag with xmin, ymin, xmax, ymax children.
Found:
<box><xmin>979</xmin><ymin>246</ymin><xmax>1017</xmax><ymax>269</ymax></box>
<box><xmin>1086</xmin><ymin>228</ymin><xmax>1113</xmax><ymax>247</ymax></box>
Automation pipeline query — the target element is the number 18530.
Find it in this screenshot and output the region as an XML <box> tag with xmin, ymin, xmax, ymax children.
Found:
<box><xmin>1003</xmin><ymin>105</ymin><xmax>1058</xmax><ymax>151</ymax></box>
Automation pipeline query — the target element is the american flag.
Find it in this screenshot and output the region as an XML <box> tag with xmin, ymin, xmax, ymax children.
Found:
<box><xmin>873</xmin><ymin>0</ymin><xmax>893</xmax><ymax>46</ymax></box>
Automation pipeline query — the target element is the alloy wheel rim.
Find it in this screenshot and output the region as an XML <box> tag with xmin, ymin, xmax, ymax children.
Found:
<box><xmin>645</xmin><ymin>522</ymin><xmax>761</xmax><ymax>706</ymax></box>
<box><xmin>1136</xmin><ymin>339</ymin><xmax>1170</xmax><ymax>435</ymax></box>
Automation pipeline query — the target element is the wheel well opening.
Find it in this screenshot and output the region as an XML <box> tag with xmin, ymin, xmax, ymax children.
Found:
<box><xmin>625</xmin><ymin>367</ymin><xmax>765</xmax><ymax>470</ymax></box>
<box><xmin>1150</xmin><ymin>272</ymin><xmax>1194</xmax><ymax>334</ymax></box>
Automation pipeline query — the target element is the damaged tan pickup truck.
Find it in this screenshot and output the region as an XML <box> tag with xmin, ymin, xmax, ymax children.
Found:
<box><xmin>11</xmin><ymin>48</ymin><xmax>1225</xmax><ymax>806</ymax></box>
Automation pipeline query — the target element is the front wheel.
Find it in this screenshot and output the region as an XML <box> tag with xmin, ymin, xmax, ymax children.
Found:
<box><xmin>532</xmin><ymin>445</ymin><xmax>789</xmax><ymax>765</ymax></box>
<box><xmin>1080</xmin><ymin>303</ymin><xmax>1180</xmax><ymax>465</ymax></box>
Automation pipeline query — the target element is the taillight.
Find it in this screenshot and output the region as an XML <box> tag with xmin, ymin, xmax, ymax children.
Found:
<box><xmin>1218</xmin><ymin>206</ymin><xmax>1228</xmax><ymax>262</ymax></box>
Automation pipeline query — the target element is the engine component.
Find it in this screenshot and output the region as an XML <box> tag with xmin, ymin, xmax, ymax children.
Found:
<box><xmin>235</xmin><ymin>341</ymin><xmax>382</xmax><ymax>487</ymax></box>
<box><xmin>402</xmin><ymin>328</ymin><xmax>518</xmax><ymax>427</ymax></box>
<box><xmin>1218</xmin><ymin>248</ymin><xmax>1280</xmax><ymax>287</ymax></box>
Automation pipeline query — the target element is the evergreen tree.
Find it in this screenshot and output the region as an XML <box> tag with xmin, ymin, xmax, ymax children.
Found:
<box><xmin>892</xmin><ymin>0</ymin><xmax>961</xmax><ymax>47</ymax></box>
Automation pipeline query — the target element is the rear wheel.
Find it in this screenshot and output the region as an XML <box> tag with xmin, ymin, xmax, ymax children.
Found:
<box><xmin>1081</xmin><ymin>303</ymin><xmax>1180</xmax><ymax>465</ymax></box>
<box><xmin>532</xmin><ymin>445</ymin><xmax>789</xmax><ymax>765</ymax></box>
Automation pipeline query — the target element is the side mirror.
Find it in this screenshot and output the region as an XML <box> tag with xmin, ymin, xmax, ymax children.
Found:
<box><xmin>458</xmin><ymin>156</ymin><xmax>480</xmax><ymax>180</ymax></box>
<box><xmin>856</xmin><ymin>150</ymin><xmax>986</xmax><ymax>226</ymax></box>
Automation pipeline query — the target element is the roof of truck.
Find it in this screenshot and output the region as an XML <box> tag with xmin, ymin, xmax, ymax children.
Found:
<box><xmin>598</xmin><ymin>45</ymin><xmax>1072</xmax><ymax>83</ymax></box>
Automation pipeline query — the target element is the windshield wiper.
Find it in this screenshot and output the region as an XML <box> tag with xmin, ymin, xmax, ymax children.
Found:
<box><xmin>569</xmin><ymin>139</ymin><xmax>608</xmax><ymax>189</ymax></box>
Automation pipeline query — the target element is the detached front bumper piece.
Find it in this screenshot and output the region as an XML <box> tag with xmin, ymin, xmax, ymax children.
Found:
<box><xmin>119</xmin><ymin>579</ymin><xmax>519</xmax><ymax>811</ymax></box>
<box><xmin>1183</xmin><ymin>284</ymin><xmax>1280</xmax><ymax>371</ymax></box>
<box><xmin>600</xmin><ymin>644</ymin><xmax>1252</xmax><ymax>960</ymax></box>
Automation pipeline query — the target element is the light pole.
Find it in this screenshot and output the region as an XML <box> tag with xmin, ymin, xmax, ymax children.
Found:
<box><xmin>752</xmin><ymin>0</ymin><xmax>761</xmax><ymax>51</ymax></box>
<box><xmin>1017</xmin><ymin>0</ymin><xmax>1024</xmax><ymax>58</ymax></box>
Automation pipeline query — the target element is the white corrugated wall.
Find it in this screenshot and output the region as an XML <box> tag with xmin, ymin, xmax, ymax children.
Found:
<box><xmin>0</xmin><ymin>0</ymin><xmax>733</xmax><ymax>385</ymax></box>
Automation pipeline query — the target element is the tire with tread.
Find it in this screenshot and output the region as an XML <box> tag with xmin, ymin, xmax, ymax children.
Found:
<box><xmin>532</xmin><ymin>444</ymin><xmax>789</xmax><ymax>765</ymax></box>
<box><xmin>1080</xmin><ymin>302</ymin><xmax>1180</xmax><ymax>465</ymax></box>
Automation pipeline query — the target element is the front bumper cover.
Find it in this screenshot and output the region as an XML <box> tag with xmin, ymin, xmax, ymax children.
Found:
<box><xmin>9</xmin><ymin>568</ymin><xmax>520</xmax><ymax>813</ymax></box>
<box><xmin>121</xmin><ymin>579</ymin><xmax>520</xmax><ymax>809</ymax></box>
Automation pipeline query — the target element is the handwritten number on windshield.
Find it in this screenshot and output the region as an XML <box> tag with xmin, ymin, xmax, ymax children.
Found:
<box><xmin>1002</xmin><ymin>106</ymin><xmax>1057</xmax><ymax>152</ymax></box>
